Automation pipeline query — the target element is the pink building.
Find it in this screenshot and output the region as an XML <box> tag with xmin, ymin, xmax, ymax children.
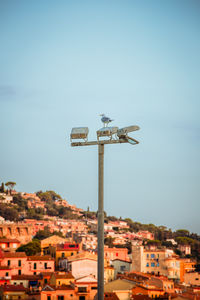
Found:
<box><xmin>178</xmin><ymin>245</ymin><xmax>191</xmax><ymax>255</ymax></box>
<box><xmin>104</xmin><ymin>246</ymin><xmax>130</xmax><ymax>263</ymax></box>
<box><xmin>0</xmin><ymin>252</ymin><xmax>28</xmax><ymax>277</ymax></box>
<box><xmin>137</xmin><ymin>231</ymin><xmax>155</xmax><ymax>240</ymax></box>
<box><xmin>27</xmin><ymin>255</ymin><xmax>55</xmax><ymax>275</ymax></box>
<box><xmin>0</xmin><ymin>239</ymin><xmax>20</xmax><ymax>251</ymax></box>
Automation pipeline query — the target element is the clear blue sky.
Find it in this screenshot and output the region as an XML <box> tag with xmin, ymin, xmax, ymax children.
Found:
<box><xmin>0</xmin><ymin>0</ymin><xmax>200</xmax><ymax>233</ymax></box>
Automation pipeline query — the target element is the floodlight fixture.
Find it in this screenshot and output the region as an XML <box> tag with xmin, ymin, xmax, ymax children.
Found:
<box><xmin>96</xmin><ymin>126</ymin><xmax>118</xmax><ymax>141</ymax></box>
<box><xmin>117</xmin><ymin>125</ymin><xmax>140</xmax><ymax>138</ymax></box>
<box><xmin>70</xmin><ymin>127</ymin><xmax>89</xmax><ymax>142</ymax></box>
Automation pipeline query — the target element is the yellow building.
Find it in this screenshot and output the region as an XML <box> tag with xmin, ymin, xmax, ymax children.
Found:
<box><xmin>105</xmin><ymin>266</ymin><xmax>115</xmax><ymax>283</ymax></box>
<box><xmin>41</xmin><ymin>235</ymin><xmax>70</xmax><ymax>255</ymax></box>
<box><xmin>49</xmin><ymin>271</ymin><xmax>75</xmax><ymax>287</ymax></box>
<box><xmin>0</xmin><ymin>285</ymin><xmax>27</xmax><ymax>300</ymax></box>
<box><xmin>48</xmin><ymin>242</ymin><xmax>80</xmax><ymax>267</ymax></box>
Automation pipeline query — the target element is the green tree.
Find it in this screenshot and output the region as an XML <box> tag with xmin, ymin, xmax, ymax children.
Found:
<box><xmin>146</xmin><ymin>239</ymin><xmax>162</xmax><ymax>247</ymax></box>
<box><xmin>174</xmin><ymin>229</ymin><xmax>190</xmax><ymax>237</ymax></box>
<box><xmin>36</xmin><ymin>190</ymin><xmax>62</xmax><ymax>204</ymax></box>
<box><xmin>104</xmin><ymin>237</ymin><xmax>115</xmax><ymax>248</ymax></box>
<box><xmin>13</xmin><ymin>194</ymin><xmax>28</xmax><ymax>211</ymax></box>
<box><xmin>0</xmin><ymin>182</ymin><xmax>5</xmax><ymax>193</ymax></box>
<box><xmin>5</xmin><ymin>181</ymin><xmax>16</xmax><ymax>195</ymax></box>
<box><xmin>26</xmin><ymin>208</ymin><xmax>44</xmax><ymax>220</ymax></box>
<box><xmin>34</xmin><ymin>227</ymin><xmax>52</xmax><ymax>240</ymax></box>
<box><xmin>0</xmin><ymin>204</ymin><xmax>19</xmax><ymax>221</ymax></box>
<box><xmin>16</xmin><ymin>239</ymin><xmax>41</xmax><ymax>256</ymax></box>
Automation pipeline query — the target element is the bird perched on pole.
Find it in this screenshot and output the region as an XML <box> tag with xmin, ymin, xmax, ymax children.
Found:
<box><xmin>100</xmin><ymin>114</ymin><xmax>114</xmax><ymax>127</ymax></box>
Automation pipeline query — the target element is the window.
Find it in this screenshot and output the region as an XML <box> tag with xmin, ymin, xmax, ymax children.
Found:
<box><xmin>78</xmin><ymin>287</ymin><xmax>87</xmax><ymax>293</ymax></box>
<box><xmin>34</xmin><ymin>263</ymin><xmax>37</xmax><ymax>270</ymax></box>
<box><xmin>47</xmin><ymin>296</ymin><xmax>51</xmax><ymax>300</ymax></box>
<box><xmin>44</xmin><ymin>263</ymin><xmax>48</xmax><ymax>269</ymax></box>
<box><xmin>7</xmin><ymin>260</ymin><xmax>10</xmax><ymax>266</ymax></box>
<box><xmin>57</xmin><ymin>296</ymin><xmax>64</xmax><ymax>300</ymax></box>
<box><xmin>91</xmin><ymin>287</ymin><xmax>97</xmax><ymax>290</ymax></box>
<box><xmin>18</xmin><ymin>260</ymin><xmax>21</xmax><ymax>267</ymax></box>
<box><xmin>151</xmin><ymin>254</ymin><xmax>155</xmax><ymax>258</ymax></box>
<box><xmin>151</xmin><ymin>263</ymin><xmax>155</xmax><ymax>267</ymax></box>
<box><xmin>71</xmin><ymin>252</ymin><xmax>74</xmax><ymax>256</ymax></box>
<box><xmin>34</xmin><ymin>272</ymin><xmax>36</xmax><ymax>275</ymax></box>
<box><xmin>61</xmin><ymin>253</ymin><xmax>65</xmax><ymax>258</ymax></box>
<box><xmin>6</xmin><ymin>272</ymin><xmax>9</xmax><ymax>277</ymax></box>
<box><xmin>157</xmin><ymin>263</ymin><xmax>159</xmax><ymax>267</ymax></box>
<box><xmin>44</xmin><ymin>279</ymin><xmax>48</xmax><ymax>284</ymax></box>
<box><xmin>146</xmin><ymin>263</ymin><xmax>149</xmax><ymax>267</ymax></box>
<box><xmin>18</xmin><ymin>270</ymin><xmax>21</xmax><ymax>275</ymax></box>
<box><xmin>58</xmin><ymin>281</ymin><xmax>61</xmax><ymax>285</ymax></box>
<box><xmin>120</xmin><ymin>266</ymin><xmax>126</xmax><ymax>271</ymax></box>
<box><xmin>147</xmin><ymin>254</ymin><xmax>149</xmax><ymax>258</ymax></box>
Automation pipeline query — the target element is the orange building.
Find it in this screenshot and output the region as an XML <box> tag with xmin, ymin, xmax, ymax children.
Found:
<box><xmin>0</xmin><ymin>239</ymin><xmax>20</xmax><ymax>251</ymax></box>
<box><xmin>49</xmin><ymin>271</ymin><xmax>75</xmax><ymax>287</ymax></box>
<box><xmin>48</xmin><ymin>242</ymin><xmax>80</xmax><ymax>267</ymax></box>
<box><xmin>104</xmin><ymin>246</ymin><xmax>130</xmax><ymax>264</ymax></box>
<box><xmin>132</xmin><ymin>285</ymin><xmax>165</xmax><ymax>298</ymax></box>
<box><xmin>179</xmin><ymin>258</ymin><xmax>196</xmax><ymax>282</ymax></box>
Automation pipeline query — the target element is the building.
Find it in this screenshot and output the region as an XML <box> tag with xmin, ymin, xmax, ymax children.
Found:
<box><xmin>184</xmin><ymin>272</ymin><xmax>200</xmax><ymax>286</ymax></box>
<box><xmin>132</xmin><ymin>245</ymin><xmax>177</xmax><ymax>278</ymax></box>
<box><xmin>27</xmin><ymin>255</ymin><xmax>55</xmax><ymax>275</ymax></box>
<box><xmin>0</xmin><ymin>239</ymin><xmax>20</xmax><ymax>251</ymax></box>
<box><xmin>41</xmin><ymin>235</ymin><xmax>71</xmax><ymax>255</ymax></box>
<box><xmin>104</xmin><ymin>279</ymin><xmax>135</xmax><ymax>300</ymax></box>
<box><xmin>49</xmin><ymin>272</ymin><xmax>75</xmax><ymax>287</ymax></box>
<box><xmin>66</xmin><ymin>252</ymin><xmax>98</xmax><ymax>280</ymax></box>
<box><xmin>0</xmin><ymin>224</ymin><xmax>33</xmax><ymax>244</ymax></box>
<box><xmin>0</xmin><ymin>252</ymin><xmax>28</xmax><ymax>277</ymax></box>
<box><xmin>178</xmin><ymin>244</ymin><xmax>191</xmax><ymax>255</ymax></box>
<box><xmin>105</xmin><ymin>246</ymin><xmax>130</xmax><ymax>264</ymax></box>
<box><xmin>111</xmin><ymin>259</ymin><xmax>131</xmax><ymax>279</ymax></box>
<box><xmin>0</xmin><ymin>284</ymin><xmax>27</xmax><ymax>300</ymax></box>
<box><xmin>47</xmin><ymin>242</ymin><xmax>80</xmax><ymax>268</ymax></box>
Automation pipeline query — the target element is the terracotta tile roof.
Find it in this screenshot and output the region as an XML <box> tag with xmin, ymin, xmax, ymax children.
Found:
<box><xmin>28</xmin><ymin>255</ymin><xmax>54</xmax><ymax>261</ymax></box>
<box><xmin>3</xmin><ymin>252</ymin><xmax>27</xmax><ymax>258</ymax></box>
<box><xmin>56</xmin><ymin>285</ymin><xmax>75</xmax><ymax>290</ymax></box>
<box><xmin>67</xmin><ymin>252</ymin><xmax>97</xmax><ymax>262</ymax></box>
<box><xmin>54</xmin><ymin>272</ymin><xmax>74</xmax><ymax>280</ymax></box>
<box><xmin>104</xmin><ymin>292</ymin><xmax>120</xmax><ymax>300</ymax></box>
<box><xmin>11</xmin><ymin>275</ymin><xmax>42</xmax><ymax>280</ymax></box>
<box><xmin>0</xmin><ymin>239</ymin><xmax>20</xmax><ymax>243</ymax></box>
<box><xmin>0</xmin><ymin>284</ymin><xmax>27</xmax><ymax>292</ymax></box>
<box><xmin>132</xmin><ymin>295</ymin><xmax>152</xmax><ymax>300</ymax></box>
<box><xmin>42</xmin><ymin>285</ymin><xmax>55</xmax><ymax>291</ymax></box>
<box><xmin>104</xmin><ymin>279</ymin><xmax>135</xmax><ymax>292</ymax></box>
<box><xmin>40</xmin><ymin>272</ymin><xmax>54</xmax><ymax>277</ymax></box>
<box><xmin>112</xmin><ymin>258</ymin><xmax>131</xmax><ymax>263</ymax></box>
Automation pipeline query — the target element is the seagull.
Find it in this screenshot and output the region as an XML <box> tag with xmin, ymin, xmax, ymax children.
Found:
<box><xmin>100</xmin><ymin>114</ymin><xmax>114</xmax><ymax>127</ymax></box>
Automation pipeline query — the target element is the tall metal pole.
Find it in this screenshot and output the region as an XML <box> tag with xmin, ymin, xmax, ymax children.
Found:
<box><xmin>71</xmin><ymin>128</ymin><xmax>139</xmax><ymax>300</ymax></box>
<box><xmin>98</xmin><ymin>143</ymin><xmax>104</xmax><ymax>300</ymax></box>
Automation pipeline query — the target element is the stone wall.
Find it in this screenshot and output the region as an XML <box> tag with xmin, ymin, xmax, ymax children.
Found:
<box><xmin>0</xmin><ymin>223</ymin><xmax>34</xmax><ymax>244</ymax></box>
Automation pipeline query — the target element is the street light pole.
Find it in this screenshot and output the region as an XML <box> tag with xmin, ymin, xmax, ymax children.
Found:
<box><xmin>98</xmin><ymin>144</ymin><xmax>104</xmax><ymax>300</ymax></box>
<box><xmin>70</xmin><ymin>125</ymin><xmax>140</xmax><ymax>300</ymax></box>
